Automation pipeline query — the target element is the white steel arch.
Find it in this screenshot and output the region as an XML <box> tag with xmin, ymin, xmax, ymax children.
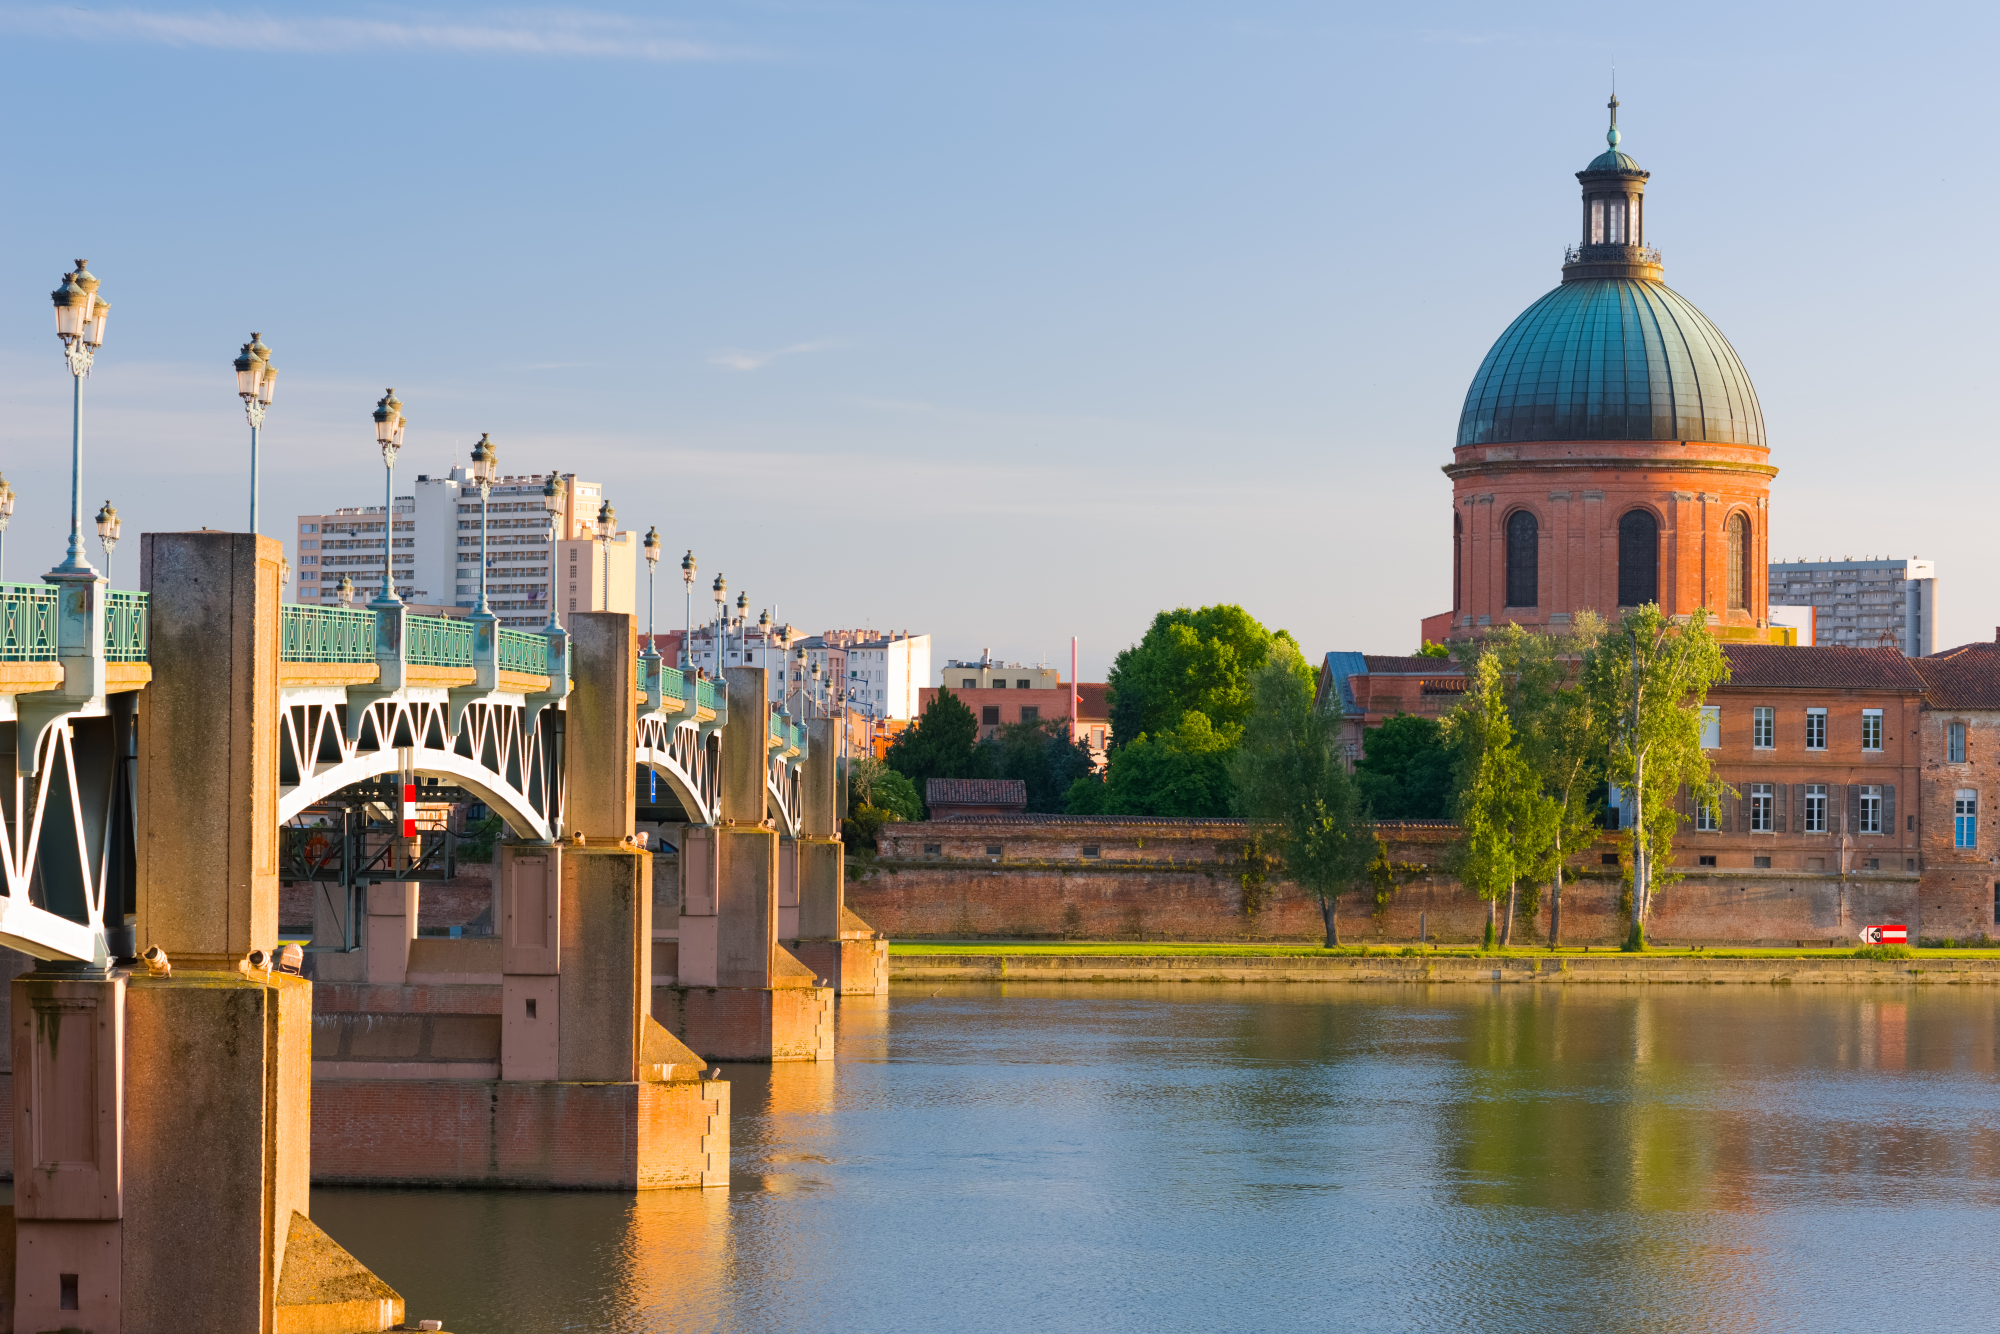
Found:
<box><xmin>635</xmin><ymin>711</ymin><xmax>718</xmax><ymax>826</ymax></box>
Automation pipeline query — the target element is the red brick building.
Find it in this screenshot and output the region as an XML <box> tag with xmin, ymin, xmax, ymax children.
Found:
<box><xmin>916</xmin><ymin>682</ymin><xmax>1110</xmax><ymax>765</ymax></box>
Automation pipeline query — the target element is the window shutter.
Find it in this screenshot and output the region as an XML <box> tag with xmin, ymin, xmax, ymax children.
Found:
<box><xmin>1845</xmin><ymin>784</ymin><xmax>1861</xmax><ymax>835</ymax></box>
<box><xmin>1792</xmin><ymin>784</ymin><xmax>1806</xmax><ymax>832</ymax></box>
<box><xmin>1884</xmin><ymin>785</ymin><xmax>1897</xmax><ymax>837</ymax></box>
<box><xmin>1774</xmin><ymin>782</ymin><xmax>1789</xmax><ymax>833</ymax></box>
<box><xmin>1735</xmin><ymin>790</ymin><xmax>1749</xmax><ymax>832</ymax></box>
<box><xmin>1721</xmin><ymin>789</ymin><xmax>1735</xmax><ymax>831</ymax></box>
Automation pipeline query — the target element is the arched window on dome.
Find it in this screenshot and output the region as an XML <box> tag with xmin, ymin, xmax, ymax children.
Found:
<box><xmin>1505</xmin><ymin>510</ymin><xmax>1538</xmax><ymax>608</ymax></box>
<box><xmin>1728</xmin><ymin>512</ymin><xmax>1749</xmax><ymax>611</ymax></box>
<box><xmin>1618</xmin><ymin>509</ymin><xmax>1659</xmax><ymax>607</ymax></box>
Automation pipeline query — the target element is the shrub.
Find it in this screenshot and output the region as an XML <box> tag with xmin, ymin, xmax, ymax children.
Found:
<box><xmin>1854</xmin><ymin>944</ymin><xmax>1915</xmax><ymax>961</ymax></box>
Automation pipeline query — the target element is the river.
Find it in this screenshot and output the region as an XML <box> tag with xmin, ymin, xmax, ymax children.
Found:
<box><xmin>313</xmin><ymin>983</ymin><xmax>2000</xmax><ymax>1332</ymax></box>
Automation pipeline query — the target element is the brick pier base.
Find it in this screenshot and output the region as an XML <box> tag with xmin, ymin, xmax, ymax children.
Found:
<box><xmin>652</xmin><ymin>984</ymin><xmax>833</xmax><ymax>1062</ymax></box>
<box><xmin>787</xmin><ymin>938</ymin><xmax>890</xmax><ymax>996</ymax></box>
<box><xmin>311</xmin><ymin>1077</ymin><xmax>728</xmax><ymax>1189</ymax></box>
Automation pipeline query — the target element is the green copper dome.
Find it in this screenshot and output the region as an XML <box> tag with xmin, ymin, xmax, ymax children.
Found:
<box><xmin>1456</xmin><ymin>278</ymin><xmax>1766</xmax><ymax>448</ymax></box>
<box><xmin>1586</xmin><ymin>148</ymin><xmax>1642</xmax><ymax>171</ymax></box>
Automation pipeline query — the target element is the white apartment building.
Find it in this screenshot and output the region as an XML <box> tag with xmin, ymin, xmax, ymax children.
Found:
<box><xmin>295</xmin><ymin>460</ymin><xmax>635</xmax><ymax>628</ymax></box>
<box><xmin>1769</xmin><ymin>558</ymin><xmax>1937</xmax><ymax>656</ymax></box>
<box><xmin>829</xmin><ymin>630</ymin><xmax>929</xmax><ymax>721</ymax></box>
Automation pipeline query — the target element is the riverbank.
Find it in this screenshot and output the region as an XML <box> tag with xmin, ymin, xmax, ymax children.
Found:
<box><xmin>888</xmin><ymin>942</ymin><xmax>2000</xmax><ymax>983</ymax></box>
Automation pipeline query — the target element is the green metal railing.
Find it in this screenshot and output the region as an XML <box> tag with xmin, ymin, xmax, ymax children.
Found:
<box><xmin>406</xmin><ymin>614</ymin><xmax>474</xmax><ymax>668</ymax></box>
<box><xmin>0</xmin><ymin>583</ymin><xmax>58</xmax><ymax>662</ymax></box>
<box><xmin>280</xmin><ymin>605</ymin><xmax>375</xmax><ymax>663</ymax></box>
<box><xmin>499</xmin><ymin>627</ymin><xmax>550</xmax><ymax>675</ymax></box>
<box><xmin>698</xmin><ymin>677</ymin><xmax>719</xmax><ymax>714</ymax></box>
<box><xmin>769</xmin><ymin>712</ymin><xmax>807</xmax><ymax>752</ymax></box>
<box><xmin>104</xmin><ymin>591</ymin><xmax>149</xmax><ymax>663</ymax></box>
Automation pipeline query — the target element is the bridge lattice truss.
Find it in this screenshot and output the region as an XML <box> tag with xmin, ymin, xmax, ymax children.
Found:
<box><xmin>636</xmin><ymin>711</ymin><xmax>719</xmax><ymax>827</ymax></box>
<box><xmin>278</xmin><ymin>688</ymin><xmax>561</xmax><ymax>841</ymax></box>
<box><xmin>0</xmin><ymin>707</ymin><xmax>134</xmax><ymax>964</ymax></box>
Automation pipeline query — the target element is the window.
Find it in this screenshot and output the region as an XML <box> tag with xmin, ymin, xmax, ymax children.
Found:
<box><xmin>1091</xmin><ymin>727</ymin><xmax>1106</xmax><ymax>748</ymax></box>
<box><xmin>1727</xmin><ymin>513</ymin><xmax>1749</xmax><ymax>610</ymax></box>
<box><xmin>985</xmin><ymin>844</ymin><xmax>1002</xmax><ymax>857</ymax></box>
<box><xmin>1696</xmin><ymin>801</ymin><xmax>1719</xmax><ymax>832</ymax></box>
<box><xmin>1699</xmin><ymin>706</ymin><xmax>1720</xmax><ymax>749</ymax></box>
<box><xmin>923</xmin><ymin>843</ymin><xmax>941</xmax><ymax>855</ymax></box>
<box><xmin>1590</xmin><ymin>198</ymin><xmax>1606</xmax><ymax>243</ymax></box>
<box><xmin>1956</xmin><ymin>790</ymin><xmax>1978</xmax><ymax>849</ymax></box>
<box><xmin>1698</xmin><ymin>855</ymin><xmax>1717</xmax><ymax>867</ymax></box>
<box><xmin>1751</xmin><ymin>783</ymin><xmax>1774</xmax><ymax>832</ymax></box>
<box><xmin>1805</xmin><ymin>708</ymin><xmax>1827</xmax><ymax>751</ymax></box>
<box><xmin>1617</xmin><ymin>510</ymin><xmax>1658</xmax><ymax>606</ymax></box>
<box><xmin>1082</xmin><ymin>845</ymin><xmax>1100</xmax><ymax>858</ymax></box>
<box><xmin>1804</xmin><ymin>785</ymin><xmax>1827</xmax><ymax>834</ymax></box>
<box><xmin>1609</xmin><ymin>198</ymin><xmax>1626</xmax><ymax>243</ymax></box>
<box><xmin>1859</xmin><ymin>785</ymin><xmax>1882</xmax><ymax>835</ymax></box>
<box><xmin>962</xmin><ymin>678</ymin><xmax>976</xmax><ymax>688</ymax></box>
<box><xmin>1021</xmin><ymin>706</ymin><xmax>1040</xmax><ymax>723</ymax></box>
<box><xmin>1862</xmin><ymin>710</ymin><xmax>1883</xmax><ymax>751</ymax></box>
<box><xmin>1949</xmin><ymin>721</ymin><xmax>1968</xmax><ymax>763</ymax></box>
<box><xmin>981</xmin><ymin>706</ymin><xmax>1000</xmax><ymax>725</ymax></box>
<box><xmin>1017</xmin><ymin>679</ymin><xmax>1030</xmax><ymax>689</ymax></box>
<box><xmin>1505</xmin><ymin>509</ymin><xmax>1538</xmax><ymax>607</ymax></box>
<box><xmin>1754</xmin><ymin>856</ymin><xmax>1771</xmax><ymax>869</ymax></box>
<box><xmin>301</xmin><ymin>524</ymin><xmax>318</xmax><ymax>534</ymax></box>
<box><xmin>1754</xmin><ymin>706</ymin><xmax>1775</xmax><ymax>749</ymax></box>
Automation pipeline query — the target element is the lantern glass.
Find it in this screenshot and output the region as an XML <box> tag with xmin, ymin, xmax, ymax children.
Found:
<box><xmin>235</xmin><ymin>348</ymin><xmax>261</xmax><ymax>396</ymax></box>
<box><xmin>258</xmin><ymin>364</ymin><xmax>278</xmax><ymax>406</ymax></box>
<box><xmin>83</xmin><ymin>296</ymin><xmax>108</xmax><ymax>347</ymax></box>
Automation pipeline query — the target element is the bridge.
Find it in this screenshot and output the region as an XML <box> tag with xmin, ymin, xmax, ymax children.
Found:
<box><xmin>0</xmin><ymin>532</ymin><xmax>883</xmax><ymax>1332</ymax></box>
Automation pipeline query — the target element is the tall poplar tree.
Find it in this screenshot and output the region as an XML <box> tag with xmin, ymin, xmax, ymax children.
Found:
<box><xmin>1447</xmin><ymin>654</ymin><xmax>1561</xmax><ymax>947</ymax></box>
<box><xmin>1584</xmin><ymin>605</ymin><xmax>1730</xmax><ymax>950</ymax></box>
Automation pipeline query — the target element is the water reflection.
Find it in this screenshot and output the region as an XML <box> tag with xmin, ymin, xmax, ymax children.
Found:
<box><xmin>314</xmin><ymin>985</ymin><xmax>2000</xmax><ymax>1333</ymax></box>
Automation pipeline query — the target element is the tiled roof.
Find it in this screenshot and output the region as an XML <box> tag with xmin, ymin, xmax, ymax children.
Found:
<box><xmin>1915</xmin><ymin>653</ymin><xmax>2000</xmax><ymax>709</ymax></box>
<box><xmin>925</xmin><ymin>778</ymin><xmax>1028</xmax><ymax>807</ymax></box>
<box><xmin>1363</xmin><ymin>654</ymin><xmax>1463</xmax><ymax>674</ymax></box>
<box><xmin>1929</xmin><ymin>640</ymin><xmax>2000</xmax><ymax>661</ymax></box>
<box><xmin>1719</xmin><ymin>643</ymin><xmax>1924</xmax><ymax>690</ymax></box>
<box><xmin>1075</xmin><ymin>683</ymin><xmax>1110</xmax><ymax>722</ymax></box>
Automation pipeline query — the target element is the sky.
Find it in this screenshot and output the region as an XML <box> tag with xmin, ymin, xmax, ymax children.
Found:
<box><xmin>0</xmin><ymin>0</ymin><xmax>1992</xmax><ymax>679</ymax></box>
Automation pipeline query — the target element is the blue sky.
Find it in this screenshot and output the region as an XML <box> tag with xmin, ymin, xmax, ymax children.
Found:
<box><xmin>0</xmin><ymin>1</ymin><xmax>1990</xmax><ymax>676</ymax></box>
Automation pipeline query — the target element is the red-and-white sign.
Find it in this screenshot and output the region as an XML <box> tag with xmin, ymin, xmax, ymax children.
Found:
<box><xmin>402</xmin><ymin>783</ymin><xmax>417</xmax><ymax>838</ymax></box>
<box><xmin>1859</xmin><ymin>924</ymin><xmax>1908</xmax><ymax>945</ymax></box>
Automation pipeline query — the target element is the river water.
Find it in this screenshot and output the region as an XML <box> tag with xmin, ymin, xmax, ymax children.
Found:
<box><xmin>313</xmin><ymin>984</ymin><xmax>2000</xmax><ymax>1332</ymax></box>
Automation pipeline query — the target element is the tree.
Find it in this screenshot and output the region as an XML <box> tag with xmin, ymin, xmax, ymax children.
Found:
<box><xmin>1231</xmin><ymin>643</ymin><xmax>1374</xmax><ymax>947</ymax></box>
<box><xmin>1445</xmin><ymin>654</ymin><xmax>1561</xmax><ymax>947</ymax></box>
<box><xmin>1353</xmin><ymin>714</ymin><xmax>1458</xmax><ymax>819</ymax></box>
<box><xmin>981</xmin><ymin>719</ymin><xmax>1097</xmax><ymax>813</ymax></box>
<box><xmin>1415</xmin><ymin>640</ymin><xmax>1452</xmax><ymax>659</ymax></box>
<box><xmin>1583</xmin><ymin>604</ymin><xmax>1729</xmax><ymax>950</ymax></box>
<box><xmin>1099</xmin><ymin>712</ymin><xmax>1235</xmax><ymax>817</ymax></box>
<box><xmin>1481</xmin><ymin>619</ymin><xmax>1609</xmax><ymax>947</ymax></box>
<box><xmin>885</xmin><ymin>687</ymin><xmax>990</xmax><ymax>813</ymax></box>
<box><xmin>871</xmin><ymin>769</ymin><xmax>924</xmax><ymax>823</ymax></box>
<box><xmin>1107</xmin><ymin>606</ymin><xmax>1305</xmax><ymax>749</ymax></box>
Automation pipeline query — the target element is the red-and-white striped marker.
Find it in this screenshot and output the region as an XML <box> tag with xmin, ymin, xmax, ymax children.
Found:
<box><xmin>1859</xmin><ymin>924</ymin><xmax>1908</xmax><ymax>945</ymax></box>
<box><xmin>402</xmin><ymin>783</ymin><xmax>418</xmax><ymax>838</ymax></box>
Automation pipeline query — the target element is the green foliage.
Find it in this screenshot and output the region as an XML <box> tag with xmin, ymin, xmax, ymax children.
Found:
<box><xmin>886</xmin><ymin>687</ymin><xmax>991</xmax><ymax>813</ymax></box>
<box><xmin>842</xmin><ymin>803</ymin><xmax>899</xmax><ymax>850</ymax></box>
<box><xmin>980</xmin><ymin>719</ymin><xmax>1098</xmax><ymax>813</ymax></box>
<box><xmin>1230</xmin><ymin>642</ymin><xmax>1374</xmax><ymax>946</ymax></box>
<box><xmin>456</xmin><ymin>813</ymin><xmax>505</xmax><ymax>864</ymax></box>
<box><xmin>1854</xmin><ymin>943</ymin><xmax>1915</xmax><ymax>961</ymax></box>
<box><xmin>1366</xmin><ymin>836</ymin><xmax>1424</xmax><ymax>919</ymax></box>
<box><xmin>1237</xmin><ymin>837</ymin><xmax>1277</xmax><ymax>918</ymax></box>
<box><xmin>1063</xmin><ymin>773</ymin><xmax>1110</xmax><ymax>815</ymax></box>
<box><xmin>1584</xmin><ymin>604</ymin><xmax>1730</xmax><ymax>949</ymax></box>
<box><xmin>1099</xmin><ymin>711</ymin><xmax>1236</xmax><ymax>817</ymax></box>
<box><xmin>1106</xmin><ymin>605</ymin><xmax>1306</xmax><ymax>750</ymax></box>
<box><xmin>871</xmin><ymin>768</ymin><xmax>924</xmax><ymax>823</ymax></box>
<box><xmin>1353</xmin><ymin>714</ymin><xmax>1458</xmax><ymax>820</ymax></box>
<box><xmin>1416</xmin><ymin>640</ymin><xmax>1452</xmax><ymax>659</ymax></box>
<box><xmin>1443</xmin><ymin>655</ymin><xmax>1561</xmax><ymax>947</ymax></box>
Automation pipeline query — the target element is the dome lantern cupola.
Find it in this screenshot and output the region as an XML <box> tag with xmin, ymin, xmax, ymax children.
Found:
<box><xmin>1563</xmin><ymin>93</ymin><xmax>1662</xmax><ymax>283</ymax></box>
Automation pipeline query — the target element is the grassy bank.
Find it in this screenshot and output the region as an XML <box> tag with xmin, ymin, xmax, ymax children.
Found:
<box><xmin>889</xmin><ymin>940</ymin><xmax>1977</xmax><ymax>961</ymax></box>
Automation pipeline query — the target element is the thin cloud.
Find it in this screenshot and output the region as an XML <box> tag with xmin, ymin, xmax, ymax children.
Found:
<box><xmin>0</xmin><ymin>6</ymin><xmax>747</xmax><ymax>60</ymax></box>
<box><xmin>709</xmin><ymin>341</ymin><xmax>837</xmax><ymax>372</ymax></box>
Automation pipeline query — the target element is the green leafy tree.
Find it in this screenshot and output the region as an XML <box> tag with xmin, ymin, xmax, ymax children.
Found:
<box><xmin>1063</xmin><ymin>772</ymin><xmax>1109</xmax><ymax>815</ymax></box>
<box><xmin>1353</xmin><ymin>714</ymin><xmax>1458</xmax><ymax>819</ymax></box>
<box><xmin>870</xmin><ymin>769</ymin><xmax>924</xmax><ymax>823</ymax></box>
<box><xmin>981</xmin><ymin>719</ymin><xmax>1098</xmax><ymax>813</ymax></box>
<box><xmin>1481</xmin><ymin>618</ymin><xmax>1610</xmax><ymax>947</ymax></box>
<box><xmin>1583</xmin><ymin>605</ymin><xmax>1730</xmax><ymax>950</ymax></box>
<box><xmin>1107</xmin><ymin>605</ymin><xmax>1305</xmax><ymax>749</ymax></box>
<box><xmin>1446</xmin><ymin>654</ymin><xmax>1561</xmax><ymax>947</ymax></box>
<box><xmin>1231</xmin><ymin>644</ymin><xmax>1374</xmax><ymax>947</ymax></box>
<box><xmin>1099</xmin><ymin>712</ymin><xmax>1236</xmax><ymax>817</ymax></box>
<box><xmin>1415</xmin><ymin>640</ymin><xmax>1452</xmax><ymax>659</ymax></box>
<box><xmin>886</xmin><ymin>687</ymin><xmax>991</xmax><ymax>813</ymax></box>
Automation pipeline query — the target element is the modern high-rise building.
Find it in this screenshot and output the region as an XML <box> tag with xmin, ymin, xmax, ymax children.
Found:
<box><xmin>294</xmin><ymin>455</ymin><xmax>634</xmax><ymax>628</ymax></box>
<box><xmin>1769</xmin><ymin>558</ymin><xmax>1936</xmax><ymax>656</ymax></box>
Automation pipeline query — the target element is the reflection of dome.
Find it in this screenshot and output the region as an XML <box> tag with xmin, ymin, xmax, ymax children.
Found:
<box><xmin>1456</xmin><ymin>277</ymin><xmax>1765</xmax><ymax>447</ymax></box>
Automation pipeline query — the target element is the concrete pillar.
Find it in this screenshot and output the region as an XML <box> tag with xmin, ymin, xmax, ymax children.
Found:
<box><xmin>566</xmin><ymin>612</ymin><xmax>637</xmax><ymax>843</ymax></box>
<box><xmin>364</xmin><ymin>881</ymin><xmax>419</xmax><ymax>985</ymax></box>
<box><xmin>657</xmin><ymin>668</ymin><xmax>833</xmax><ymax>1059</ymax></box>
<box><xmin>109</xmin><ymin>530</ymin><xmax>402</xmax><ymax>1331</ymax></box>
<box><xmin>787</xmin><ymin>717</ymin><xmax>888</xmax><ymax>996</ymax></box>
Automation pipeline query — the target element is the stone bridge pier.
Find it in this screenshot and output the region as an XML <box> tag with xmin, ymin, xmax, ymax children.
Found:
<box><xmin>784</xmin><ymin>716</ymin><xmax>890</xmax><ymax>997</ymax></box>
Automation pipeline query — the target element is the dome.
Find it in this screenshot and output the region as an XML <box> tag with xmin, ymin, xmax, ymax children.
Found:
<box><xmin>1585</xmin><ymin>148</ymin><xmax>1641</xmax><ymax>171</ymax></box>
<box><xmin>1456</xmin><ymin>278</ymin><xmax>1765</xmax><ymax>448</ymax></box>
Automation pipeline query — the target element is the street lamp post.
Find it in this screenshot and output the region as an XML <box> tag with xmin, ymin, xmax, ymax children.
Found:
<box><xmin>470</xmin><ymin>434</ymin><xmax>496</xmax><ymax>616</ymax></box>
<box><xmin>233</xmin><ymin>333</ymin><xmax>278</xmax><ymax>533</ymax></box>
<box><xmin>595</xmin><ymin>501</ymin><xmax>615</xmax><ymax>613</ymax></box>
<box><xmin>370</xmin><ymin>390</ymin><xmax>406</xmax><ymax>605</ymax></box>
<box><xmin>337</xmin><ymin>574</ymin><xmax>355</xmax><ymax>608</ymax></box>
<box><xmin>711</xmin><ymin>574</ymin><xmax>726</xmax><ymax>675</ymax></box>
<box><xmin>540</xmin><ymin>473</ymin><xmax>564</xmax><ymax>632</ymax></box>
<box><xmin>642</xmin><ymin>527</ymin><xmax>661</xmax><ymax>658</ymax></box>
<box><xmin>49</xmin><ymin>260</ymin><xmax>110</xmax><ymax>576</ymax></box>
<box><xmin>0</xmin><ymin>475</ymin><xmax>16</xmax><ymax>582</ymax></box>
<box><xmin>733</xmin><ymin>591</ymin><xmax>748</xmax><ymax>665</ymax></box>
<box><xmin>95</xmin><ymin>501</ymin><xmax>121</xmax><ymax>585</ymax></box>
<box><xmin>680</xmin><ymin>550</ymin><xmax>695</xmax><ymax>668</ymax></box>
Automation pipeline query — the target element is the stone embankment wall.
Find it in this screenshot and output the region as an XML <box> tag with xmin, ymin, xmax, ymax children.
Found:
<box><xmin>861</xmin><ymin>816</ymin><xmax>1944</xmax><ymax>946</ymax></box>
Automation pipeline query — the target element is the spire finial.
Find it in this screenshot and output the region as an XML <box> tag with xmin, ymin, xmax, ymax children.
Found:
<box><xmin>1607</xmin><ymin>85</ymin><xmax>1621</xmax><ymax>150</ymax></box>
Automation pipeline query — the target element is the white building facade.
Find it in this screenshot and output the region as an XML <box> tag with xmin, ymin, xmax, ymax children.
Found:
<box><xmin>1768</xmin><ymin>558</ymin><xmax>1937</xmax><ymax>656</ymax></box>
